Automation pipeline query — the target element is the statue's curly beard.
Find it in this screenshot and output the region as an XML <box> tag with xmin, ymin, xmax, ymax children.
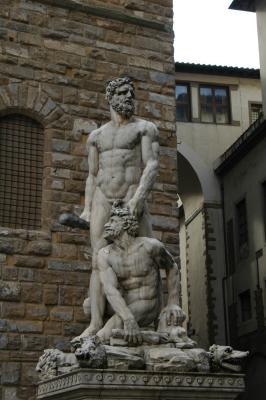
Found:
<box><xmin>110</xmin><ymin>98</ymin><xmax>135</xmax><ymax>118</ymax></box>
<box><xmin>104</xmin><ymin>226</ymin><xmax>122</xmax><ymax>243</ymax></box>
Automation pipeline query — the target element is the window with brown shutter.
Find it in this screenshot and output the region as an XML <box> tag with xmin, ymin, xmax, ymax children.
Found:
<box><xmin>199</xmin><ymin>85</ymin><xmax>230</xmax><ymax>124</ymax></box>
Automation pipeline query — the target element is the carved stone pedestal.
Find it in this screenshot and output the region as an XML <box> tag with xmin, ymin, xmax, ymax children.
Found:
<box><xmin>37</xmin><ymin>369</ymin><xmax>245</xmax><ymax>400</ymax></box>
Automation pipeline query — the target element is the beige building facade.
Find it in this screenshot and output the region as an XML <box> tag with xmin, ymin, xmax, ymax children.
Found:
<box><xmin>176</xmin><ymin>62</ymin><xmax>262</xmax><ymax>348</ymax></box>
<box><xmin>256</xmin><ymin>0</ymin><xmax>266</xmax><ymax>116</ymax></box>
<box><xmin>230</xmin><ymin>0</ymin><xmax>266</xmax><ymax>115</ymax></box>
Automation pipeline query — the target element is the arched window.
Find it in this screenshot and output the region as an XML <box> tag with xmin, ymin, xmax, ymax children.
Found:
<box><xmin>0</xmin><ymin>114</ymin><xmax>44</xmax><ymax>229</ymax></box>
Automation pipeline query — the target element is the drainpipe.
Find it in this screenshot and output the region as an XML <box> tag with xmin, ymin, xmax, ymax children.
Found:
<box><xmin>220</xmin><ymin>182</ymin><xmax>229</xmax><ymax>345</ymax></box>
<box><xmin>255</xmin><ymin>249</ymin><xmax>264</xmax><ymax>332</ymax></box>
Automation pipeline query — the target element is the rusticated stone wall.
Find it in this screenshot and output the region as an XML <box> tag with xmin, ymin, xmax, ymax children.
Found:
<box><xmin>0</xmin><ymin>1</ymin><xmax>177</xmax><ymax>399</ymax></box>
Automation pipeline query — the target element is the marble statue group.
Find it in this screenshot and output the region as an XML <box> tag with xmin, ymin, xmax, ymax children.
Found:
<box><xmin>37</xmin><ymin>77</ymin><xmax>248</xmax><ymax>380</ymax></box>
<box><xmin>78</xmin><ymin>76</ymin><xmax>184</xmax><ymax>344</ymax></box>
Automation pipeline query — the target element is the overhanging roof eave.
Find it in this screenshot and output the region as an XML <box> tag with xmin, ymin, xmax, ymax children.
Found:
<box><xmin>229</xmin><ymin>0</ymin><xmax>255</xmax><ymax>12</ymax></box>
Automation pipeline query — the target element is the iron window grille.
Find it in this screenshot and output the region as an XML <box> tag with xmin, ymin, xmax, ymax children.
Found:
<box><xmin>0</xmin><ymin>113</ymin><xmax>44</xmax><ymax>229</ymax></box>
<box><xmin>226</xmin><ymin>218</ymin><xmax>236</xmax><ymax>275</ymax></box>
<box><xmin>249</xmin><ymin>102</ymin><xmax>263</xmax><ymax>124</ymax></box>
<box><xmin>239</xmin><ymin>289</ymin><xmax>252</xmax><ymax>322</ymax></box>
<box><xmin>236</xmin><ymin>198</ymin><xmax>249</xmax><ymax>260</ymax></box>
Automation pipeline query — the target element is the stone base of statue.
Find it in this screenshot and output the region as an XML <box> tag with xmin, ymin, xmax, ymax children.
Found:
<box><xmin>37</xmin><ymin>368</ymin><xmax>244</xmax><ymax>400</ymax></box>
<box><xmin>36</xmin><ymin>335</ymin><xmax>246</xmax><ymax>400</ymax></box>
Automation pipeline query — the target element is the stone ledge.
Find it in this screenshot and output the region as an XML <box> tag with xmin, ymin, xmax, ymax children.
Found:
<box><xmin>47</xmin><ymin>259</ymin><xmax>90</xmax><ymax>272</ymax></box>
<box><xmin>30</xmin><ymin>0</ymin><xmax>170</xmax><ymax>32</ymax></box>
<box><xmin>37</xmin><ymin>369</ymin><xmax>245</xmax><ymax>399</ymax></box>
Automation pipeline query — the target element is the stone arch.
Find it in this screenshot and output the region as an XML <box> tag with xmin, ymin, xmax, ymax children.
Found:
<box><xmin>177</xmin><ymin>141</ymin><xmax>226</xmax><ymax>347</ymax></box>
<box><xmin>0</xmin><ymin>81</ymin><xmax>69</xmax><ymax>230</ymax></box>
<box><xmin>178</xmin><ymin>141</ymin><xmax>221</xmax><ymax>203</ymax></box>
<box><xmin>0</xmin><ymin>81</ymin><xmax>65</xmax><ymax>127</ymax></box>
<box><xmin>178</xmin><ymin>151</ymin><xmax>206</xmax><ymax>342</ymax></box>
<box><xmin>177</xmin><ymin>145</ymin><xmax>214</xmax><ymax>349</ymax></box>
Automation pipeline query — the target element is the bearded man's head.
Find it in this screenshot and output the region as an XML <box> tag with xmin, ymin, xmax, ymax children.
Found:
<box><xmin>103</xmin><ymin>200</ymin><xmax>139</xmax><ymax>242</ymax></box>
<box><xmin>105</xmin><ymin>77</ymin><xmax>135</xmax><ymax>118</ymax></box>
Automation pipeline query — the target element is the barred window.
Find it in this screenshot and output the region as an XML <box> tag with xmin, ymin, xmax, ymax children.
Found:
<box><xmin>239</xmin><ymin>289</ymin><xmax>252</xmax><ymax>322</ymax></box>
<box><xmin>236</xmin><ymin>198</ymin><xmax>249</xmax><ymax>260</ymax></box>
<box><xmin>0</xmin><ymin>114</ymin><xmax>44</xmax><ymax>229</ymax></box>
<box><xmin>226</xmin><ymin>219</ymin><xmax>236</xmax><ymax>275</ymax></box>
<box><xmin>249</xmin><ymin>102</ymin><xmax>262</xmax><ymax>124</ymax></box>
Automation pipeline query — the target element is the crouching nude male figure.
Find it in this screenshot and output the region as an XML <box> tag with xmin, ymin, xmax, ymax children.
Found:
<box><xmin>80</xmin><ymin>77</ymin><xmax>159</xmax><ymax>335</ymax></box>
<box><xmin>94</xmin><ymin>202</ymin><xmax>184</xmax><ymax>345</ymax></box>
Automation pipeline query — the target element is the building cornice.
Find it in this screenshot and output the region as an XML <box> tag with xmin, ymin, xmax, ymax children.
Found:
<box><xmin>229</xmin><ymin>0</ymin><xmax>255</xmax><ymax>12</ymax></box>
<box><xmin>30</xmin><ymin>0</ymin><xmax>171</xmax><ymax>32</ymax></box>
<box><xmin>215</xmin><ymin>115</ymin><xmax>266</xmax><ymax>176</ymax></box>
<box><xmin>175</xmin><ymin>62</ymin><xmax>260</xmax><ymax>79</ymax></box>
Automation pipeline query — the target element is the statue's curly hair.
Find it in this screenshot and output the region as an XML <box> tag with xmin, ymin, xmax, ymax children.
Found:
<box><xmin>105</xmin><ymin>77</ymin><xmax>134</xmax><ymax>103</ymax></box>
<box><xmin>110</xmin><ymin>200</ymin><xmax>139</xmax><ymax>237</ymax></box>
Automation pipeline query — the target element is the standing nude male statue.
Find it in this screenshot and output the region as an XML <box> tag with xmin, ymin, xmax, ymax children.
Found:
<box><xmin>80</xmin><ymin>77</ymin><xmax>159</xmax><ymax>335</ymax></box>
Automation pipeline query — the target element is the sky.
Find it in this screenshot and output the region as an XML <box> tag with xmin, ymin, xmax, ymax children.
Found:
<box><xmin>173</xmin><ymin>0</ymin><xmax>260</xmax><ymax>68</ymax></box>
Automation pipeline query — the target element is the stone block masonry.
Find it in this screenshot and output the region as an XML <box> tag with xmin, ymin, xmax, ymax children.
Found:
<box><xmin>0</xmin><ymin>1</ymin><xmax>177</xmax><ymax>399</ymax></box>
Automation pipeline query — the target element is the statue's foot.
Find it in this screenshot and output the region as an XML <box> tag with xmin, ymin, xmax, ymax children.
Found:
<box><xmin>80</xmin><ymin>324</ymin><xmax>101</xmax><ymax>338</ymax></box>
<box><xmin>71</xmin><ymin>323</ymin><xmax>103</xmax><ymax>345</ymax></box>
<box><xmin>96</xmin><ymin>328</ymin><xmax>111</xmax><ymax>344</ymax></box>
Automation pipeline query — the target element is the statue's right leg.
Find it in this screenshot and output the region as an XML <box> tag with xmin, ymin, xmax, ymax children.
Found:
<box><xmin>86</xmin><ymin>188</ymin><xmax>111</xmax><ymax>335</ymax></box>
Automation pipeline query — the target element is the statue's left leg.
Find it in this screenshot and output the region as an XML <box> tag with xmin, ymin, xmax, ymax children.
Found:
<box><xmin>96</xmin><ymin>314</ymin><xmax>123</xmax><ymax>343</ymax></box>
<box><xmin>85</xmin><ymin>188</ymin><xmax>112</xmax><ymax>335</ymax></box>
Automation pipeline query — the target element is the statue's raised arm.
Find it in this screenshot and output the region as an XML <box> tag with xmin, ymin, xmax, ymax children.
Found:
<box><xmin>127</xmin><ymin>121</ymin><xmax>159</xmax><ymax>217</ymax></box>
<box><xmin>80</xmin><ymin>129</ymin><xmax>99</xmax><ymax>223</ymax></box>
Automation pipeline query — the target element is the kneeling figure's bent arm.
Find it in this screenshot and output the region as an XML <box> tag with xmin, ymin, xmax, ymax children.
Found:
<box><xmin>97</xmin><ymin>250</ymin><xmax>142</xmax><ymax>344</ymax></box>
<box><xmin>153</xmin><ymin>240</ymin><xmax>185</xmax><ymax>326</ymax></box>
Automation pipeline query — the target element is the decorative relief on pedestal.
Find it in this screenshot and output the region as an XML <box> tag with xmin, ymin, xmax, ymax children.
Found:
<box><xmin>37</xmin><ymin>369</ymin><xmax>245</xmax><ymax>398</ymax></box>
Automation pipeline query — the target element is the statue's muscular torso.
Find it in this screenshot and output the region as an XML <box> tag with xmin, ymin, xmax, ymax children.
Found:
<box><xmin>90</xmin><ymin>118</ymin><xmax>154</xmax><ymax>202</ymax></box>
<box><xmin>103</xmin><ymin>238</ymin><xmax>162</xmax><ymax>314</ymax></box>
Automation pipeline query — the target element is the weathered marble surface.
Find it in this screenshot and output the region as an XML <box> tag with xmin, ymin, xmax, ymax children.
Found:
<box><xmin>36</xmin><ymin>342</ymin><xmax>209</xmax><ymax>382</ymax></box>
<box><xmin>37</xmin><ymin>78</ymin><xmax>249</xmax><ymax>393</ymax></box>
<box><xmin>36</xmin><ymin>76</ymin><xmax>248</xmax><ymax>400</ymax></box>
<box><xmin>36</xmin><ymin>340</ymin><xmax>249</xmax><ymax>383</ymax></box>
<box><xmin>209</xmin><ymin>345</ymin><xmax>249</xmax><ymax>372</ymax></box>
<box><xmin>37</xmin><ymin>369</ymin><xmax>245</xmax><ymax>400</ymax></box>
<box><xmin>79</xmin><ymin>77</ymin><xmax>160</xmax><ymax>337</ymax></box>
<box><xmin>36</xmin><ymin>349</ymin><xmax>78</xmax><ymax>382</ymax></box>
<box><xmin>57</xmin><ymin>77</ymin><xmax>187</xmax><ymax>351</ymax></box>
<box><xmin>145</xmin><ymin>347</ymin><xmax>210</xmax><ymax>373</ymax></box>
